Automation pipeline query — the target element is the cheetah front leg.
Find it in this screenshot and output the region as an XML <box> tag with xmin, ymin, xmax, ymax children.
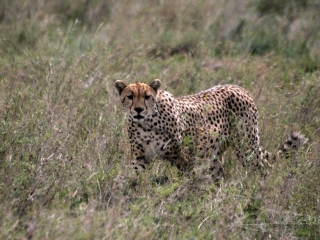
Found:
<box><xmin>113</xmin><ymin>141</ymin><xmax>148</xmax><ymax>190</ymax></box>
<box><xmin>129</xmin><ymin>142</ymin><xmax>150</xmax><ymax>172</ymax></box>
<box><xmin>160</xmin><ymin>139</ymin><xmax>192</xmax><ymax>172</ymax></box>
<box><xmin>114</xmin><ymin>142</ymin><xmax>150</xmax><ymax>190</ymax></box>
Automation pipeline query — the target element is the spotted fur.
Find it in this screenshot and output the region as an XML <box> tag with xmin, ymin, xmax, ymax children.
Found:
<box><xmin>115</xmin><ymin>79</ymin><xmax>307</xmax><ymax>179</ymax></box>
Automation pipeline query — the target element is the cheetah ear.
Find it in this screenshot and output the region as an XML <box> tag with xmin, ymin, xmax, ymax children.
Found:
<box><xmin>149</xmin><ymin>79</ymin><xmax>161</xmax><ymax>93</ymax></box>
<box><xmin>115</xmin><ymin>80</ymin><xmax>127</xmax><ymax>95</ymax></box>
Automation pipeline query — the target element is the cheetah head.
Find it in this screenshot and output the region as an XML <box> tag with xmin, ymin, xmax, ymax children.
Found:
<box><xmin>115</xmin><ymin>79</ymin><xmax>161</xmax><ymax>122</ymax></box>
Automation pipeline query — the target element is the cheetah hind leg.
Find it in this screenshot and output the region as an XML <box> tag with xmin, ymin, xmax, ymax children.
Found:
<box><xmin>209</xmin><ymin>156</ymin><xmax>226</xmax><ymax>183</ymax></box>
<box><xmin>174</xmin><ymin>156</ymin><xmax>194</xmax><ymax>175</ymax></box>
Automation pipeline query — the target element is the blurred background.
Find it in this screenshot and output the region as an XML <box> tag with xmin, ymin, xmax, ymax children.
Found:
<box><xmin>1</xmin><ymin>0</ymin><xmax>320</xmax><ymax>68</ymax></box>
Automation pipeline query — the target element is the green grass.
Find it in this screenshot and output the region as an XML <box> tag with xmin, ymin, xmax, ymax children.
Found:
<box><xmin>1</xmin><ymin>0</ymin><xmax>320</xmax><ymax>239</ymax></box>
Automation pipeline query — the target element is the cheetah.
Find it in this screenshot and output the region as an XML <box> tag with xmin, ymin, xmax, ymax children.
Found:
<box><xmin>115</xmin><ymin>79</ymin><xmax>307</xmax><ymax>179</ymax></box>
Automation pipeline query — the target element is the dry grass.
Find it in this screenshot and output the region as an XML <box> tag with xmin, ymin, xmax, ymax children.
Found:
<box><xmin>0</xmin><ymin>0</ymin><xmax>320</xmax><ymax>239</ymax></box>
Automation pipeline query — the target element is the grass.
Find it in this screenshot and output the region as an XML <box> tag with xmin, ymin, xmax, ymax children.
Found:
<box><xmin>0</xmin><ymin>0</ymin><xmax>320</xmax><ymax>239</ymax></box>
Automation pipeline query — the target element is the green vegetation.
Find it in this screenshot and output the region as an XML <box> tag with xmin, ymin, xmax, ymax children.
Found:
<box><xmin>1</xmin><ymin>0</ymin><xmax>319</xmax><ymax>239</ymax></box>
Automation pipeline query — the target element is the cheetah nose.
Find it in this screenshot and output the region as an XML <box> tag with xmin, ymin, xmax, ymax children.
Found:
<box><xmin>135</xmin><ymin>107</ymin><xmax>144</xmax><ymax>114</ymax></box>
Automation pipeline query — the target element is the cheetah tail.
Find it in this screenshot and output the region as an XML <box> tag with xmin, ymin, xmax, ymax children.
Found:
<box><xmin>280</xmin><ymin>131</ymin><xmax>308</xmax><ymax>157</ymax></box>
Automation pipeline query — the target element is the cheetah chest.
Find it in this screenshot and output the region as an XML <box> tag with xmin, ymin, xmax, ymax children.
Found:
<box><xmin>130</xmin><ymin>118</ymin><xmax>177</xmax><ymax>161</ymax></box>
<box><xmin>141</xmin><ymin>128</ymin><xmax>174</xmax><ymax>160</ymax></box>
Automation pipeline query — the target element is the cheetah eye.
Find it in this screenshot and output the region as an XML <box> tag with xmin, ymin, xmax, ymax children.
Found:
<box><xmin>127</xmin><ymin>95</ymin><xmax>133</xmax><ymax>100</ymax></box>
<box><xmin>145</xmin><ymin>95</ymin><xmax>150</xmax><ymax>100</ymax></box>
